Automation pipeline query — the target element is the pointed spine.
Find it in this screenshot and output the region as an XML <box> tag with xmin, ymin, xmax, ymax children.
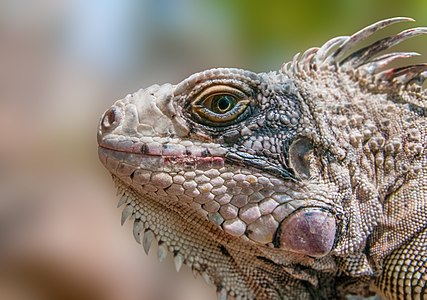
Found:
<box><xmin>121</xmin><ymin>205</ymin><xmax>133</xmax><ymax>225</ymax></box>
<box><xmin>315</xmin><ymin>36</ymin><xmax>349</xmax><ymax>66</ymax></box>
<box><xmin>174</xmin><ymin>252</ymin><xmax>184</xmax><ymax>272</ymax></box>
<box><xmin>341</xmin><ymin>27</ymin><xmax>427</xmax><ymax>68</ymax></box>
<box><xmin>202</xmin><ymin>272</ymin><xmax>212</xmax><ymax>286</ymax></box>
<box><xmin>133</xmin><ymin>220</ymin><xmax>143</xmax><ymax>243</ymax></box>
<box><xmin>157</xmin><ymin>242</ymin><xmax>168</xmax><ymax>262</ymax></box>
<box><xmin>117</xmin><ymin>194</ymin><xmax>129</xmax><ymax>207</ymax></box>
<box><xmin>217</xmin><ymin>288</ymin><xmax>228</xmax><ymax>300</ymax></box>
<box><xmin>142</xmin><ymin>229</ymin><xmax>155</xmax><ymax>255</ymax></box>
<box><xmin>360</xmin><ymin>52</ymin><xmax>420</xmax><ymax>74</ymax></box>
<box><xmin>330</xmin><ymin>17</ymin><xmax>414</xmax><ymax>62</ymax></box>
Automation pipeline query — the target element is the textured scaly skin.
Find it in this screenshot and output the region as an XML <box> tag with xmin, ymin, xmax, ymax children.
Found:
<box><xmin>97</xmin><ymin>18</ymin><xmax>427</xmax><ymax>299</ymax></box>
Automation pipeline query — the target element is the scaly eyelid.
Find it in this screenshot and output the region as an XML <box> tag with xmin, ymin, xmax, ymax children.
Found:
<box><xmin>192</xmin><ymin>85</ymin><xmax>247</xmax><ymax>102</ymax></box>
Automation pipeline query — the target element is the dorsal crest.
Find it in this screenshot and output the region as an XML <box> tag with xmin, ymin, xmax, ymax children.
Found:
<box><xmin>282</xmin><ymin>17</ymin><xmax>427</xmax><ymax>97</ymax></box>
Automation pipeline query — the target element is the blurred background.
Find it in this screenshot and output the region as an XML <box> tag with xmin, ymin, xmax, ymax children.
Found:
<box><xmin>0</xmin><ymin>1</ymin><xmax>426</xmax><ymax>299</ymax></box>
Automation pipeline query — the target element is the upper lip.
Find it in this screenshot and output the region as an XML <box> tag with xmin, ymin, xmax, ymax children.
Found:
<box><xmin>98</xmin><ymin>137</ymin><xmax>146</xmax><ymax>155</ymax></box>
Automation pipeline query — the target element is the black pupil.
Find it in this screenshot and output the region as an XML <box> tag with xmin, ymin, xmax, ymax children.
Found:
<box><xmin>214</xmin><ymin>95</ymin><xmax>235</xmax><ymax>112</ymax></box>
<box><xmin>218</xmin><ymin>98</ymin><xmax>229</xmax><ymax>110</ymax></box>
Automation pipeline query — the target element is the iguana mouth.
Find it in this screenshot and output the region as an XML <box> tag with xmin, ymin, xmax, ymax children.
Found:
<box><xmin>98</xmin><ymin>146</ymin><xmax>225</xmax><ymax>172</ymax></box>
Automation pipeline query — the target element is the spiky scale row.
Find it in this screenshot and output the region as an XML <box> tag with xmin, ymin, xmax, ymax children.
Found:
<box><xmin>283</xmin><ymin>17</ymin><xmax>427</xmax><ymax>91</ymax></box>
<box><xmin>119</xmin><ymin>200</ymin><xmax>228</xmax><ymax>296</ymax></box>
<box><xmin>116</xmin><ymin>186</ymin><xmax>254</xmax><ymax>300</ymax></box>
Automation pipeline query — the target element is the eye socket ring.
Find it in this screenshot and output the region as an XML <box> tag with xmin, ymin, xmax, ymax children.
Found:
<box><xmin>191</xmin><ymin>85</ymin><xmax>252</xmax><ymax>126</ymax></box>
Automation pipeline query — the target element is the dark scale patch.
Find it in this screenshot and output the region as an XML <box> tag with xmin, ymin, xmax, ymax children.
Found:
<box><xmin>235</xmin><ymin>90</ymin><xmax>304</xmax><ymax>165</ymax></box>
<box><xmin>162</xmin><ymin>144</ymin><xmax>171</xmax><ymax>153</ymax></box>
<box><xmin>140</xmin><ymin>144</ymin><xmax>148</xmax><ymax>154</ymax></box>
<box><xmin>219</xmin><ymin>245</ymin><xmax>231</xmax><ymax>257</ymax></box>
<box><xmin>407</xmin><ymin>102</ymin><xmax>427</xmax><ymax>116</ymax></box>
<box><xmin>421</xmin><ymin>283</ymin><xmax>427</xmax><ymax>299</ymax></box>
<box><xmin>225</xmin><ymin>150</ymin><xmax>296</xmax><ymax>181</ymax></box>
<box><xmin>281</xmin><ymin>138</ymin><xmax>292</xmax><ymax>166</ymax></box>
<box><xmin>201</xmin><ymin>149</ymin><xmax>211</xmax><ymax>157</ymax></box>
<box><xmin>251</xmin><ymin>256</ymin><xmax>319</xmax><ymax>299</ymax></box>
<box><xmin>222</xmin><ymin>129</ymin><xmax>241</xmax><ymax>144</ymax></box>
<box><xmin>364</xmin><ymin>234</ymin><xmax>372</xmax><ymax>258</ymax></box>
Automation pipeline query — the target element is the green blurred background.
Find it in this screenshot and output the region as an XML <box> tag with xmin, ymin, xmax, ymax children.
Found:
<box><xmin>0</xmin><ymin>1</ymin><xmax>426</xmax><ymax>299</ymax></box>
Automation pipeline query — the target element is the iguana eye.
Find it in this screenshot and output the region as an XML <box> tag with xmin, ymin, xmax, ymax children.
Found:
<box><xmin>191</xmin><ymin>86</ymin><xmax>251</xmax><ymax>126</ymax></box>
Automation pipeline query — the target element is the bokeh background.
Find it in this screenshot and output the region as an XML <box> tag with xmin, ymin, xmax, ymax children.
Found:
<box><xmin>0</xmin><ymin>1</ymin><xmax>426</xmax><ymax>299</ymax></box>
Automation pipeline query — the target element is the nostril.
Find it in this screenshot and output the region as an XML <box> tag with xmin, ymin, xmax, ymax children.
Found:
<box><xmin>102</xmin><ymin>107</ymin><xmax>121</xmax><ymax>130</ymax></box>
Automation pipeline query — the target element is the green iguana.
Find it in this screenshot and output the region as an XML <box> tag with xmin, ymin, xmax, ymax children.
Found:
<box><xmin>97</xmin><ymin>18</ymin><xmax>427</xmax><ymax>299</ymax></box>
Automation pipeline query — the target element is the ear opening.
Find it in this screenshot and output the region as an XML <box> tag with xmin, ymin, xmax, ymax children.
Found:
<box><xmin>288</xmin><ymin>137</ymin><xmax>313</xmax><ymax>179</ymax></box>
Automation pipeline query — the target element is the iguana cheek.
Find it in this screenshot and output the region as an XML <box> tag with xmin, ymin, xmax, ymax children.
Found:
<box><xmin>277</xmin><ymin>207</ymin><xmax>336</xmax><ymax>257</ymax></box>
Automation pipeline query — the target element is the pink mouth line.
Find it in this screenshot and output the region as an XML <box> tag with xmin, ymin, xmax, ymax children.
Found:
<box><xmin>99</xmin><ymin>138</ymin><xmax>221</xmax><ymax>157</ymax></box>
<box><xmin>98</xmin><ymin>144</ymin><xmax>225</xmax><ymax>169</ymax></box>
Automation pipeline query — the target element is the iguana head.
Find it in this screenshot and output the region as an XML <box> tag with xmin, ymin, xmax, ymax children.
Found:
<box><xmin>97</xmin><ymin>17</ymin><xmax>427</xmax><ymax>299</ymax></box>
<box><xmin>97</xmin><ymin>66</ymin><xmax>340</xmax><ymax>254</ymax></box>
